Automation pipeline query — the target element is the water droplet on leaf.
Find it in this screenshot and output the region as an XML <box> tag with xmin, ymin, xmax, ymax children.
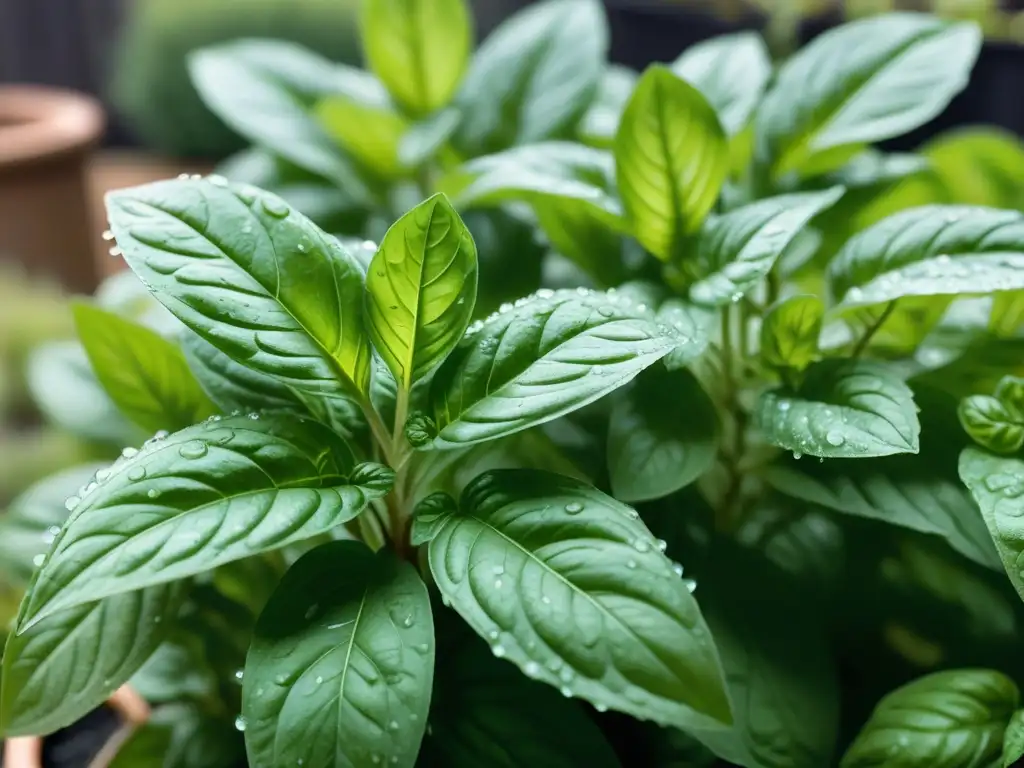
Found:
<box><xmin>564</xmin><ymin>502</ymin><xmax>583</xmax><ymax>515</ymax></box>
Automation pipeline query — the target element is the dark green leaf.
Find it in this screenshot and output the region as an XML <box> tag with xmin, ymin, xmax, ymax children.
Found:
<box><xmin>365</xmin><ymin>194</ymin><xmax>478</xmax><ymax>388</ymax></box>
<box><xmin>106</xmin><ymin>177</ymin><xmax>374</xmax><ymax>400</ymax></box>
<box><xmin>755</xmin><ymin>360</ymin><xmax>920</xmax><ymax>458</ymax></box>
<box><xmin>1003</xmin><ymin>710</ymin><xmax>1024</xmax><ymax>768</ymax></box>
<box><xmin>419</xmin><ymin>288</ymin><xmax>692</xmax><ymax>448</ymax></box>
<box><xmin>410</xmin><ymin>492</ymin><xmax>458</xmax><ymax>546</ymax></box>
<box><xmin>615</xmin><ymin>66</ymin><xmax>728</xmax><ymax>261</ymax></box>
<box><xmin>840</xmin><ymin>669</ymin><xmax>1018</xmax><ymax>768</ymax></box>
<box><xmin>18</xmin><ymin>414</ymin><xmax>392</xmax><ymax>627</ymax></box>
<box><xmin>761</xmin><ymin>295</ymin><xmax>824</xmax><ymax>371</ymax></box>
<box><xmin>657</xmin><ymin>299</ymin><xmax>716</xmax><ymax>370</ymax></box>
<box><xmin>958</xmin><ymin>396</ymin><xmax>1024</xmax><ymax>455</ymax></box>
<box><xmin>608</xmin><ymin>366</ymin><xmax>718</xmax><ymax>502</ymax></box>
<box><xmin>427</xmin><ymin>469</ymin><xmax>732</xmax><ymax>729</ymax></box>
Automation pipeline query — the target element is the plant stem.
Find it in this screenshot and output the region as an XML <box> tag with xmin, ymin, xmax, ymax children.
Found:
<box><xmin>851</xmin><ymin>301</ymin><xmax>896</xmax><ymax>358</ymax></box>
<box><xmin>362</xmin><ymin>399</ymin><xmax>394</xmax><ymax>464</ymax></box>
<box><xmin>392</xmin><ymin>387</ymin><xmax>410</xmax><ymax>451</ymax></box>
<box><xmin>717</xmin><ymin>304</ymin><xmax>749</xmax><ymax>533</ymax></box>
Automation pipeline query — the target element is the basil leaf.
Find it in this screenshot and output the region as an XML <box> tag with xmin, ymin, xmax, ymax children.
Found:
<box><xmin>316</xmin><ymin>91</ymin><xmax>408</xmax><ymax>180</ymax></box>
<box><xmin>418</xmin><ymin>288</ymin><xmax>691</xmax><ymax>448</ymax></box>
<box><xmin>840</xmin><ymin>669</ymin><xmax>1018</xmax><ymax>768</ymax></box>
<box><xmin>755</xmin><ymin>360</ymin><xmax>920</xmax><ymax>458</ymax></box>
<box><xmin>657</xmin><ymin>298</ymin><xmax>717</xmax><ymax>370</ymax></box>
<box><xmin>755</xmin><ymin>15</ymin><xmax>980</xmax><ymax>178</ymax></box>
<box><xmin>959</xmin><ymin>395</ymin><xmax>1024</xmax><ymax>455</ymax></box>
<box><xmin>427</xmin><ymin>468</ymin><xmax>732</xmax><ymax>729</ymax></box>
<box><xmin>765</xmin><ymin>454</ymin><xmax>1000</xmax><ymax>570</ymax></box>
<box><xmin>671</xmin><ymin>32</ymin><xmax>771</xmax><ymax>136</ymax></box>
<box><xmin>361</xmin><ymin>0</ymin><xmax>471</xmax><ymax>116</ymax></box>
<box><xmin>366</xmin><ymin>194</ymin><xmax>478</xmax><ymax>388</ymax></box>
<box><xmin>188</xmin><ymin>41</ymin><xmax>370</xmax><ymax>202</ymax></box>
<box><xmin>761</xmin><ymin>295</ymin><xmax>824</xmax><ymax>372</ymax></box>
<box><xmin>615</xmin><ymin>66</ymin><xmax>728</xmax><ymax>261</ymax></box>
<box><xmin>242</xmin><ymin>541</ymin><xmax>433</xmax><ymax>768</ymax></box>
<box><xmin>608</xmin><ymin>366</ymin><xmax>718</xmax><ymax>503</ymax></box>
<box><xmin>18</xmin><ymin>414</ymin><xmax>392</xmax><ymax>627</ymax></box>
<box><xmin>1003</xmin><ymin>710</ymin><xmax>1024</xmax><ymax>768</ymax></box>
<box><xmin>579</xmin><ymin>65</ymin><xmax>638</xmax><ymax>147</ymax></box>
<box><xmin>829</xmin><ymin>205</ymin><xmax>1024</xmax><ymax>310</ymax></box>
<box><xmin>1</xmin><ymin>582</ymin><xmax>184</xmax><ymax>736</ymax></box>
<box><xmin>73</xmin><ymin>302</ymin><xmax>217</xmax><ymax>433</ymax></box>
<box><xmin>454</xmin><ymin>0</ymin><xmax>608</xmax><ymax>155</ymax></box>
<box><xmin>959</xmin><ymin>448</ymin><xmax>1024</xmax><ymax>602</ymax></box>
<box><xmin>399</xmin><ymin>107</ymin><xmax>463</xmax><ymax>167</ymax></box>
<box><xmin>106</xmin><ymin>177</ymin><xmax>374</xmax><ymax>400</ymax></box>
<box><xmin>688</xmin><ymin>189</ymin><xmax>843</xmax><ymax>306</ymax></box>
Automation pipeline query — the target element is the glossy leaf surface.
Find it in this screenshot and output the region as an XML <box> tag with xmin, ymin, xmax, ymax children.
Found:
<box><xmin>761</xmin><ymin>295</ymin><xmax>824</xmax><ymax>372</ymax></box>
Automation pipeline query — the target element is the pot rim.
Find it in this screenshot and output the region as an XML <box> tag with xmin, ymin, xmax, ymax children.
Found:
<box><xmin>0</xmin><ymin>86</ymin><xmax>105</xmax><ymax>169</ymax></box>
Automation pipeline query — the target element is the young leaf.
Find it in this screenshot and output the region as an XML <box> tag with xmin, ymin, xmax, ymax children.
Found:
<box><xmin>840</xmin><ymin>669</ymin><xmax>1018</xmax><ymax>768</ymax></box>
<box><xmin>607</xmin><ymin>367</ymin><xmax>718</xmax><ymax>503</ymax></box>
<box><xmin>316</xmin><ymin>92</ymin><xmax>408</xmax><ymax>179</ymax></box>
<box><xmin>453</xmin><ymin>0</ymin><xmax>608</xmax><ymax>155</ymax></box>
<box><xmin>242</xmin><ymin>541</ymin><xmax>433</xmax><ymax>768</ymax></box>
<box><xmin>958</xmin><ymin>395</ymin><xmax>1024</xmax><ymax>455</ymax></box>
<box><xmin>73</xmin><ymin>303</ymin><xmax>218</xmax><ymax>433</ymax></box>
<box><xmin>761</xmin><ymin>295</ymin><xmax>824</xmax><ymax>372</ymax></box>
<box><xmin>1003</xmin><ymin>710</ymin><xmax>1024</xmax><ymax>768</ymax></box>
<box><xmin>17</xmin><ymin>414</ymin><xmax>393</xmax><ymax>627</ymax></box>
<box><xmin>361</xmin><ymin>0</ymin><xmax>472</xmax><ymax>116</ymax></box>
<box><xmin>1</xmin><ymin>583</ymin><xmax>183</xmax><ymax>736</ymax></box>
<box><xmin>959</xmin><ymin>448</ymin><xmax>1024</xmax><ymax>604</ymax></box>
<box><xmin>671</xmin><ymin>32</ymin><xmax>771</xmax><ymax>136</ymax></box>
<box><xmin>755</xmin><ymin>14</ymin><xmax>981</xmax><ymax>178</ymax></box>
<box><xmin>427</xmin><ymin>469</ymin><xmax>732</xmax><ymax>729</ymax></box>
<box><xmin>755</xmin><ymin>360</ymin><xmax>920</xmax><ymax>458</ymax></box>
<box><xmin>365</xmin><ymin>194</ymin><xmax>478</xmax><ymax>388</ymax></box>
<box><xmin>615</xmin><ymin>66</ymin><xmax>728</xmax><ymax>261</ymax></box>
<box><xmin>829</xmin><ymin>205</ymin><xmax>1024</xmax><ymax>310</ymax></box>
<box><xmin>688</xmin><ymin>189</ymin><xmax>843</xmax><ymax>306</ymax></box>
<box><xmin>106</xmin><ymin>177</ymin><xmax>374</xmax><ymax>400</ymax></box>
<box><xmin>417</xmin><ymin>288</ymin><xmax>693</xmax><ymax>448</ymax></box>
<box><xmin>410</xmin><ymin>492</ymin><xmax>458</xmax><ymax>546</ymax></box>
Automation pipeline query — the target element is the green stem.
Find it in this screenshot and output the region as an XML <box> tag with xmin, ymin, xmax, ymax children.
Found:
<box><xmin>851</xmin><ymin>301</ymin><xmax>897</xmax><ymax>358</ymax></box>
<box><xmin>717</xmin><ymin>305</ymin><xmax>749</xmax><ymax>533</ymax></box>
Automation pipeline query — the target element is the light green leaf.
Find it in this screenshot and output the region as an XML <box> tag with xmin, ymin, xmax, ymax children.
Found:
<box><xmin>417</xmin><ymin>288</ymin><xmax>692</xmax><ymax>448</ymax></box>
<box><xmin>106</xmin><ymin>177</ymin><xmax>374</xmax><ymax>400</ymax></box>
<box><xmin>829</xmin><ymin>205</ymin><xmax>1024</xmax><ymax>310</ymax></box>
<box><xmin>922</xmin><ymin>127</ymin><xmax>1024</xmax><ymax>210</ymax></box>
<box><xmin>671</xmin><ymin>32</ymin><xmax>771</xmax><ymax>136</ymax></box>
<box><xmin>1</xmin><ymin>583</ymin><xmax>184</xmax><ymax>736</ymax></box>
<box><xmin>761</xmin><ymin>295</ymin><xmax>824</xmax><ymax>371</ymax></box>
<box><xmin>73</xmin><ymin>302</ymin><xmax>217</xmax><ymax>433</ymax></box>
<box><xmin>657</xmin><ymin>299</ymin><xmax>716</xmax><ymax>370</ymax></box>
<box><xmin>755</xmin><ymin>14</ymin><xmax>980</xmax><ymax>178</ymax></box>
<box><xmin>990</xmin><ymin>292</ymin><xmax>1024</xmax><ymax>338</ymax></box>
<box><xmin>361</xmin><ymin>0</ymin><xmax>471</xmax><ymax>116</ymax></box>
<box><xmin>427</xmin><ymin>469</ymin><xmax>732</xmax><ymax>729</ymax></box>
<box><xmin>365</xmin><ymin>194</ymin><xmax>478</xmax><ymax>388</ymax></box>
<box><xmin>453</xmin><ymin>0</ymin><xmax>608</xmax><ymax>155</ymax></box>
<box><xmin>608</xmin><ymin>366</ymin><xmax>718</xmax><ymax>502</ymax></box>
<box><xmin>841</xmin><ymin>669</ymin><xmax>1018</xmax><ymax>768</ymax></box>
<box><xmin>688</xmin><ymin>189</ymin><xmax>843</xmax><ymax>306</ymax></box>
<box><xmin>18</xmin><ymin>414</ymin><xmax>392</xmax><ymax>627</ymax></box>
<box><xmin>958</xmin><ymin>395</ymin><xmax>1024</xmax><ymax>455</ymax></box>
<box><xmin>818</xmin><ymin>149</ymin><xmax>930</xmax><ymax>190</ymax></box>
<box><xmin>187</xmin><ymin>41</ymin><xmax>370</xmax><ymax>202</ymax></box>
<box><xmin>1003</xmin><ymin>710</ymin><xmax>1024</xmax><ymax>768</ymax></box>
<box><xmin>579</xmin><ymin>65</ymin><xmax>638</xmax><ymax>147</ymax></box>
<box><xmin>755</xmin><ymin>360</ymin><xmax>920</xmax><ymax>458</ymax></box>
<box><xmin>316</xmin><ymin>90</ymin><xmax>409</xmax><ymax>179</ymax></box>
<box><xmin>615</xmin><ymin>66</ymin><xmax>728</xmax><ymax>261</ymax></box>
<box><xmin>959</xmin><ymin>448</ymin><xmax>1024</xmax><ymax>603</ymax></box>
<box><xmin>765</xmin><ymin>453</ymin><xmax>1000</xmax><ymax>570</ymax></box>
<box><xmin>242</xmin><ymin>541</ymin><xmax>433</xmax><ymax>768</ymax></box>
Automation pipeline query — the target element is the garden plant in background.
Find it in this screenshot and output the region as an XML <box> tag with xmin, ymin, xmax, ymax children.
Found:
<box><xmin>8</xmin><ymin>1</ymin><xmax>1024</xmax><ymax>767</ymax></box>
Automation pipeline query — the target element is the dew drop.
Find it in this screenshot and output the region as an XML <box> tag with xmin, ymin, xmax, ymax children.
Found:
<box><xmin>655</xmin><ymin>538</ymin><xmax>667</xmax><ymax>553</ymax></box>
<box><xmin>597</xmin><ymin>306</ymin><xmax>614</xmax><ymax>318</ymax></box>
<box><xmin>315</xmin><ymin>676</ymin><xmax>323</xmax><ymax>685</ymax></box>
<box><xmin>488</xmin><ymin>629</ymin><xmax>499</xmax><ymax>641</ymax></box>
<box><xmin>672</xmin><ymin>563</ymin><xmax>684</xmax><ymax>577</ymax></box>
<box><xmin>564</xmin><ymin>502</ymin><xmax>583</xmax><ymax>515</ymax></box>
<box><xmin>248</xmin><ymin>412</ymin><xmax>261</xmax><ymax>420</ymax></box>
<box><xmin>96</xmin><ymin>468</ymin><xmax>110</xmax><ymax>482</ymax></box>
<box><xmin>32</xmin><ymin>553</ymin><xmax>46</xmax><ymax>568</ymax></box>
<box><xmin>493</xmin><ymin>644</ymin><xmax>506</xmax><ymax>658</ymax></box>
<box><xmin>121</xmin><ymin>447</ymin><xmax>139</xmax><ymax>459</ymax></box>
<box><xmin>65</xmin><ymin>495</ymin><xmax>81</xmax><ymax>512</ymax></box>
<box><xmin>541</xmin><ymin>595</ymin><xmax>551</xmax><ymax>605</ymax></box>
<box><xmin>402</xmin><ymin>615</ymin><xmax>414</xmax><ymax>628</ymax></box>
<box><xmin>560</xmin><ymin>686</ymin><xmax>572</xmax><ymax>697</ymax></box>
<box><xmin>234</xmin><ymin>715</ymin><xmax>247</xmax><ymax>732</ymax></box>
<box><xmin>633</xmin><ymin>539</ymin><xmax>651</xmax><ymax>553</ymax></box>
<box><xmin>792</xmin><ymin>452</ymin><xmax>803</xmax><ymax>460</ymax></box>
<box><xmin>234</xmin><ymin>669</ymin><xmax>244</xmax><ymax>682</ymax></box>
<box><xmin>492</xmin><ymin>564</ymin><xmax>505</xmax><ymax>575</ymax></box>
<box><xmin>627</xmin><ymin>559</ymin><xmax>637</xmax><ymax>569</ymax></box>
<box><xmin>109</xmin><ymin>246</ymin><xmax>123</xmax><ymax>257</ymax></box>
<box><xmin>102</xmin><ymin>230</ymin><xmax>115</xmax><ymax>241</ymax></box>
<box><xmin>525</xmin><ymin>661</ymin><xmax>540</xmax><ymax>677</ymax></box>
<box><xmin>825</xmin><ymin>430</ymin><xmax>845</xmax><ymax>447</ymax></box>
<box><xmin>595</xmin><ymin>703</ymin><xmax>608</xmax><ymax>713</ymax></box>
<box><xmin>297</xmin><ymin>243</ymin><xmax>306</xmax><ymax>253</ymax></box>
<box><xmin>414</xmin><ymin>643</ymin><xmax>431</xmax><ymax>655</ymax></box>
<box><xmin>274</xmin><ymin>673</ymin><xmax>289</xmax><ymax>685</ymax></box>
<box><xmin>371</xmin><ymin>755</ymin><xmax>381</xmax><ymax>765</ymax></box>
<box><xmin>388</xmin><ymin>720</ymin><xmax>399</xmax><ymax>732</ymax></box>
<box><xmin>494</xmin><ymin>579</ymin><xmax>503</xmax><ymax>589</ymax></box>
<box><xmin>128</xmin><ymin>466</ymin><xmax>147</xmax><ymax>482</ymax></box>
<box><xmin>179</xmin><ymin>440</ymin><xmax>209</xmax><ymax>460</ymax></box>
<box><xmin>261</xmin><ymin>197</ymin><xmax>290</xmax><ymax>218</ymax></box>
<box><xmin>684</xmin><ymin>578</ymin><xmax>698</xmax><ymax>593</ymax></box>
<box><xmin>559</xmin><ymin>668</ymin><xmax>574</xmax><ymax>684</ymax></box>
<box><xmin>147</xmin><ymin>489</ymin><xmax>161</xmax><ymax>500</ymax></box>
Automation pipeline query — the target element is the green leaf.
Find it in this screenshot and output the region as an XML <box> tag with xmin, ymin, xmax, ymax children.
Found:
<box><xmin>365</xmin><ymin>194</ymin><xmax>478</xmax><ymax>388</ymax></box>
<box><xmin>761</xmin><ymin>295</ymin><xmax>824</xmax><ymax>372</ymax></box>
<box><xmin>755</xmin><ymin>360</ymin><xmax>920</xmax><ymax>458</ymax></box>
<box><xmin>111</xmin><ymin>704</ymin><xmax>244</xmax><ymax>768</ymax></box>
<box><xmin>421</xmin><ymin>616</ymin><xmax>621</xmax><ymax>767</ymax></box>
<box><xmin>579</xmin><ymin>65</ymin><xmax>638</xmax><ymax>147</ymax></box>
<box><xmin>453</xmin><ymin>0</ymin><xmax>608</xmax><ymax>155</ymax></box>
<box><xmin>829</xmin><ymin>205</ymin><xmax>1024</xmax><ymax>310</ymax></box>
<box><xmin>688</xmin><ymin>189</ymin><xmax>843</xmax><ymax>306</ymax></box>
<box><xmin>316</xmin><ymin>91</ymin><xmax>408</xmax><ymax>179</ymax></box>
<box><xmin>671</xmin><ymin>32</ymin><xmax>771</xmax><ymax>136</ymax></box>
<box><xmin>188</xmin><ymin>41</ymin><xmax>370</xmax><ymax>202</ymax></box>
<box><xmin>615</xmin><ymin>66</ymin><xmax>728</xmax><ymax>261</ymax></box>
<box><xmin>608</xmin><ymin>366</ymin><xmax>718</xmax><ymax>502</ymax></box>
<box><xmin>361</xmin><ymin>0</ymin><xmax>471</xmax><ymax>116</ymax></box>
<box><xmin>1003</xmin><ymin>710</ymin><xmax>1024</xmax><ymax>768</ymax></box>
<box><xmin>657</xmin><ymin>299</ymin><xmax>716</xmax><ymax>370</ymax></box>
<box><xmin>242</xmin><ymin>541</ymin><xmax>433</xmax><ymax>768</ymax></box>
<box><xmin>399</xmin><ymin>107</ymin><xmax>463</xmax><ymax>167</ymax></box>
<box><xmin>73</xmin><ymin>302</ymin><xmax>218</xmax><ymax>433</ymax></box>
<box><xmin>18</xmin><ymin>414</ymin><xmax>392</xmax><ymax>628</ymax></box>
<box><xmin>1</xmin><ymin>583</ymin><xmax>184</xmax><ymax>736</ymax></box>
<box><xmin>106</xmin><ymin>177</ymin><xmax>374</xmax><ymax>400</ymax></box>
<box><xmin>0</xmin><ymin>463</ymin><xmax>105</xmax><ymax>587</ymax></box>
<box><xmin>418</xmin><ymin>288</ymin><xmax>692</xmax><ymax>448</ymax></box>
<box><xmin>958</xmin><ymin>396</ymin><xmax>1024</xmax><ymax>455</ymax></box>
<box><xmin>765</xmin><ymin>453</ymin><xmax>1000</xmax><ymax>570</ymax></box>
<box><xmin>959</xmin><ymin>448</ymin><xmax>1024</xmax><ymax>604</ymax></box>
<box><xmin>427</xmin><ymin>469</ymin><xmax>732</xmax><ymax>729</ymax></box>
<box><xmin>840</xmin><ymin>669</ymin><xmax>1018</xmax><ymax>768</ymax></box>
<box><xmin>410</xmin><ymin>492</ymin><xmax>458</xmax><ymax>546</ymax></box>
<box><xmin>755</xmin><ymin>14</ymin><xmax>980</xmax><ymax>178</ymax></box>
<box><xmin>921</xmin><ymin>127</ymin><xmax>1024</xmax><ymax>211</ymax></box>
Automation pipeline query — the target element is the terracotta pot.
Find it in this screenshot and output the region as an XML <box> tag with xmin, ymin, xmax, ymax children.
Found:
<box><xmin>0</xmin><ymin>86</ymin><xmax>105</xmax><ymax>294</ymax></box>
